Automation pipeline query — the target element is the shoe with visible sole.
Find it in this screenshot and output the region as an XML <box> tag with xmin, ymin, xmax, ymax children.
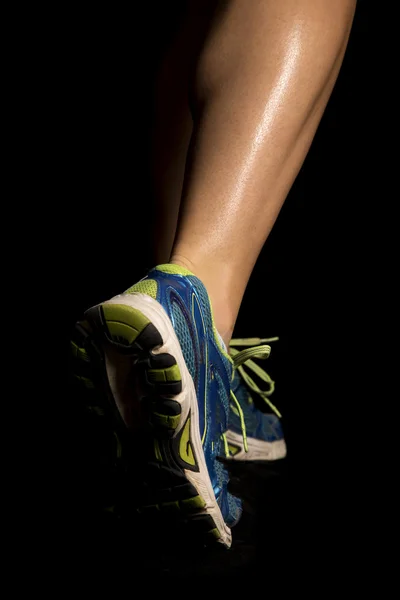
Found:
<box><xmin>70</xmin><ymin>264</ymin><xmax>243</xmax><ymax>549</ymax></box>
<box><xmin>226</xmin><ymin>338</ymin><xmax>287</xmax><ymax>462</ymax></box>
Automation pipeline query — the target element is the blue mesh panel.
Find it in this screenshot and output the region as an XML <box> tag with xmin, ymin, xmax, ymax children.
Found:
<box><xmin>227</xmin><ymin>489</ymin><xmax>242</xmax><ymax>524</ymax></box>
<box><xmin>215</xmin><ymin>456</ymin><xmax>241</xmax><ymax>525</ymax></box>
<box><xmin>170</xmin><ymin>302</ymin><xmax>196</xmax><ymax>381</ymax></box>
<box><xmin>215</xmin><ymin>370</ymin><xmax>230</xmax><ymax>416</ymax></box>
<box><xmin>214</xmin><ymin>455</ymin><xmax>228</xmax><ymax>490</ymax></box>
<box><xmin>188</xmin><ymin>275</ymin><xmax>232</xmax><ymax>379</ymax></box>
<box><xmin>187</xmin><ymin>276</ymin><xmax>213</xmax><ymax>334</ymax></box>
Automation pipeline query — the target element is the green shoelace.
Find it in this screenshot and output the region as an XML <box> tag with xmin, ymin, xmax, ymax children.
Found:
<box><xmin>221</xmin><ymin>337</ymin><xmax>281</xmax><ymax>454</ymax></box>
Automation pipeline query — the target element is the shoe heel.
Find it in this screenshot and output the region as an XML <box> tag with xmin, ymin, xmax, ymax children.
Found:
<box><xmin>84</xmin><ymin>301</ymin><xmax>227</xmax><ymax>547</ymax></box>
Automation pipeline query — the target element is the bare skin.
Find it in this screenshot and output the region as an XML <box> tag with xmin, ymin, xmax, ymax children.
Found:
<box><xmin>150</xmin><ymin>0</ymin><xmax>357</xmax><ymax>347</ymax></box>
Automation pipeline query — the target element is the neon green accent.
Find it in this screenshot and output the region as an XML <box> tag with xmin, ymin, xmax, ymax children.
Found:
<box><xmin>154</xmin><ymin>439</ymin><xmax>162</xmax><ymax>461</ymax></box>
<box><xmin>230</xmin><ymin>337</ymin><xmax>279</xmax><ymax>346</ymax></box>
<box><xmin>74</xmin><ymin>374</ymin><xmax>94</xmax><ymax>389</ymax></box>
<box><xmin>179</xmin><ymin>417</ymin><xmax>195</xmax><ymax>466</ymax></box>
<box><xmin>102</xmin><ymin>304</ymin><xmax>150</xmax><ymax>344</ymax></box>
<box><xmin>221</xmin><ymin>432</ymin><xmax>230</xmax><ymax>457</ymax></box>
<box><xmin>70</xmin><ymin>341</ymin><xmax>90</xmax><ymax>362</ymax></box>
<box><xmin>211</xmin><ymin>441</ymin><xmax>214</xmax><ymax>451</ymax></box>
<box><xmin>106</xmin><ymin>321</ymin><xmax>137</xmax><ymax>342</ymax></box>
<box><xmin>161</xmin><ymin>501</ymin><xmax>180</xmax><ymax>512</ymax></box>
<box><xmin>228</xmin><ymin>444</ymin><xmax>240</xmax><ymax>456</ymax></box>
<box><xmin>147</xmin><ymin>364</ymin><xmax>181</xmax><ymax>383</ymax></box>
<box><xmin>181</xmin><ymin>495</ymin><xmax>206</xmax><ymax>511</ymax></box>
<box><xmin>125</xmin><ymin>279</ymin><xmax>157</xmax><ymax>298</ymax></box>
<box><xmin>230</xmin><ymin>337</ymin><xmax>282</xmax><ymax>418</ymax></box>
<box><xmin>208</xmin><ymin>528</ymin><xmax>221</xmax><ymax>539</ymax></box>
<box><xmin>153</xmin><ymin>412</ymin><xmax>180</xmax><ymax>429</ymax></box>
<box><xmin>156</xmin><ymin>263</ymin><xmax>194</xmax><ymax>276</ymax></box>
<box><xmin>230</xmin><ymin>404</ymin><xmax>240</xmax><ymax>417</ymax></box>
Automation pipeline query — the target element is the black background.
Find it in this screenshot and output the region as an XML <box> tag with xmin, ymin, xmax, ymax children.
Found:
<box><xmin>44</xmin><ymin>1</ymin><xmax>381</xmax><ymax>580</ymax></box>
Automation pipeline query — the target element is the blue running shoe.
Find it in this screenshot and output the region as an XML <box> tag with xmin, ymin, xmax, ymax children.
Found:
<box><xmin>226</xmin><ymin>338</ymin><xmax>287</xmax><ymax>462</ymax></box>
<box><xmin>71</xmin><ymin>264</ymin><xmax>243</xmax><ymax>548</ymax></box>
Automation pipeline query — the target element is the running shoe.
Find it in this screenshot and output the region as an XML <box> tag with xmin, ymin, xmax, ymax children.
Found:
<box><xmin>70</xmin><ymin>264</ymin><xmax>244</xmax><ymax>548</ymax></box>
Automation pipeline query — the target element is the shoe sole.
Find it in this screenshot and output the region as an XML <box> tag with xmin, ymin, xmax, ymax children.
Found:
<box><xmin>71</xmin><ymin>292</ymin><xmax>232</xmax><ymax>549</ymax></box>
<box><xmin>225</xmin><ymin>429</ymin><xmax>287</xmax><ymax>461</ymax></box>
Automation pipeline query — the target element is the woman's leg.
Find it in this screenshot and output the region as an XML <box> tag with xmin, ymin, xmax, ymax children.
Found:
<box><xmin>72</xmin><ymin>0</ymin><xmax>358</xmax><ymax>550</ymax></box>
<box><xmin>151</xmin><ymin>0</ymin><xmax>357</xmax><ymax>347</ymax></box>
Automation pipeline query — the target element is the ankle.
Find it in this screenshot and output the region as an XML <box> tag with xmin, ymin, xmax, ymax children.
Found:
<box><xmin>169</xmin><ymin>254</ymin><xmax>238</xmax><ymax>349</ymax></box>
<box><xmin>169</xmin><ymin>254</ymin><xmax>197</xmax><ymax>274</ymax></box>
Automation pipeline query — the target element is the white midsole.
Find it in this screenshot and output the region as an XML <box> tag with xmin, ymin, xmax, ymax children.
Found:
<box><xmin>225</xmin><ymin>429</ymin><xmax>287</xmax><ymax>461</ymax></box>
<box><xmin>102</xmin><ymin>292</ymin><xmax>232</xmax><ymax>547</ymax></box>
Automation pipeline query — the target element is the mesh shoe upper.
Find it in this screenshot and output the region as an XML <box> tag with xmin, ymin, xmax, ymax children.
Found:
<box><xmin>128</xmin><ymin>265</ymin><xmax>242</xmax><ymax>527</ymax></box>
